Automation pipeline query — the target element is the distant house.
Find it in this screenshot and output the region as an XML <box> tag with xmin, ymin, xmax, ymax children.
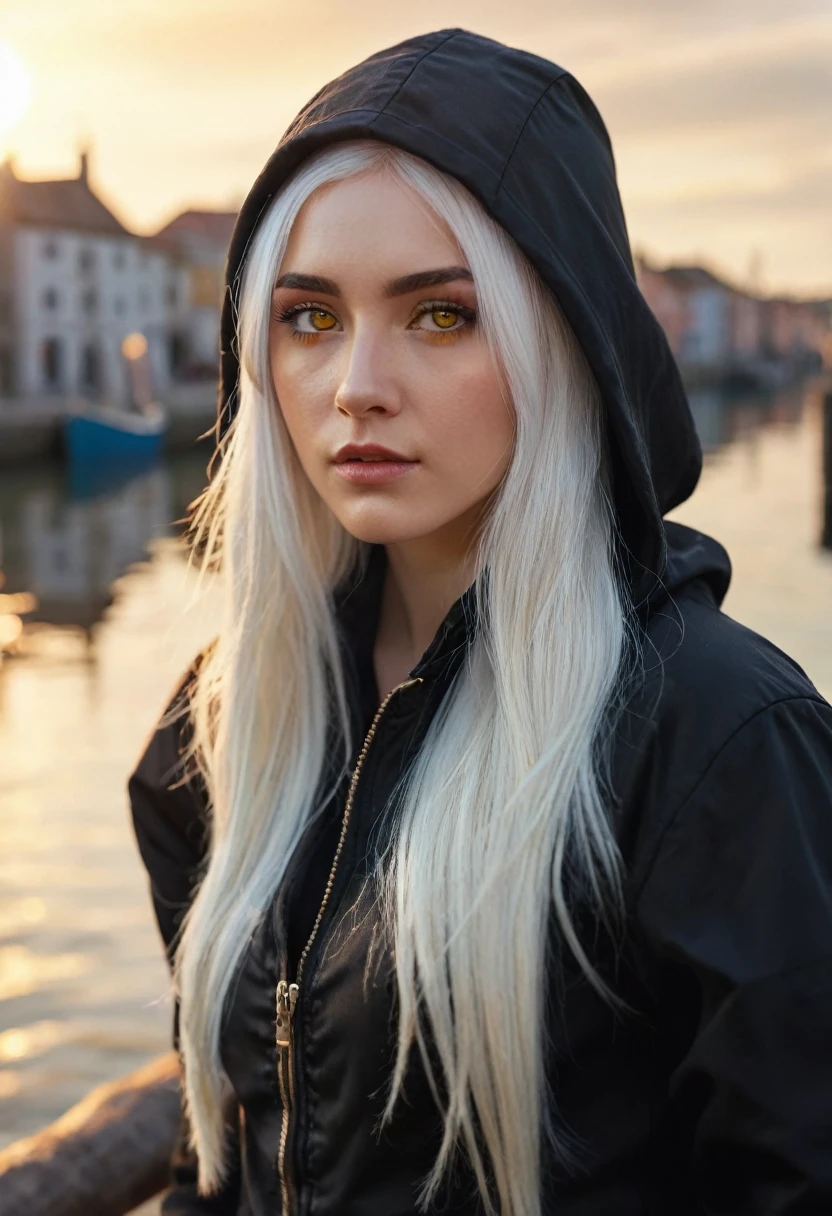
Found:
<box><xmin>636</xmin><ymin>252</ymin><xmax>828</xmax><ymax>382</ymax></box>
<box><xmin>761</xmin><ymin>297</ymin><xmax>830</xmax><ymax>365</ymax></box>
<box><xmin>637</xmin><ymin>259</ymin><xmax>730</xmax><ymax>367</ymax></box>
<box><xmin>149</xmin><ymin>209</ymin><xmax>237</xmax><ymax>378</ymax></box>
<box><xmin>634</xmin><ymin>255</ymin><xmax>691</xmax><ymax>360</ymax></box>
<box><xmin>0</xmin><ymin>150</ymin><xmax>173</xmax><ymax>405</ymax></box>
<box><xmin>657</xmin><ymin>266</ymin><xmax>736</xmax><ymax>370</ymax></box>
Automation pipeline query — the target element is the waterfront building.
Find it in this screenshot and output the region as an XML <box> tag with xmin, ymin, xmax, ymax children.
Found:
<box><xmin>636</xmin><ymin>253</ymin><xmax>829</xmax><ymax>384</ymax></box>
<box><xmin>148</xmin><ymin>209</ymin><xmax>237</xmax><ymax>378</ymax></box>
<box><xmin>633</xmin><ymin>255</ymin><xmax>692</xmax><ymax>361</ymax></box>
<box><xmin>0</xmin><ymin>149</ymin><xmax>173</xmax><ymax>406</ymax></box>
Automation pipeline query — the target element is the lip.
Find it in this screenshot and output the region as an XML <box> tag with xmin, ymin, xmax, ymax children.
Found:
<box><xmin>333</xmin><ymin>458</ymin><xmax>419</xmax><ymax>485</ymax></box>
<box><xmin>331</xmin><ymin>442</ymin><xmax>419</xmax><ymax>486</ymax></box>
<box><xmin>333</xmin><ymin>442</ymin><xmax>413</xmax><ymax>463</ymax></box>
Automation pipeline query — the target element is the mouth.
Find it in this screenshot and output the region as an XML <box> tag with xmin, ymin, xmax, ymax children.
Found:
<box><xmin>342</xmin><ymin>456</ymin><xmax>394</xmax><ymax>462</ymax></box>
<box><xmin>332</xmin><ymin>454</ymin><xmax>419</xmax><ymax>484</ymax></box>
<box><xmin>333</xmin><ymin>444</ymin><xmax>415</xmax><ymax>464</ymax></box>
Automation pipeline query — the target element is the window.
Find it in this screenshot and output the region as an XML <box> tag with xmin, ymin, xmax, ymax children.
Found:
<box><xmin>42</xmin><ymin>287</ymin><xmax>59</xmax><ymax>311</ymax></box>
<box><xmin>82</xmin><ymin>288</ymin><xmax>97</xmax><ymax>316</ymax></box>
<box><xmin>113</xmin><ymin>248</ymin><xmax>126</xmax><ymax>270</ymax></box>
<box><xmin>138</xmin><ymin>288</ymin><xmax>150</xmax><ymax>310</ymax></box>
<box><xmin>42</xmin><ymin>338</ymin><xmax>63</xmax><ymax>389</ymax></box>
<box><xmin>42</xmin><ymin>238</ymin><xmax>59</xmax><ymax>260</ymax></box>
<box><xmin>168</xmin><ymin>330</ymin><xmax>189</xmax><ymax>376</ymax></box>
<box><xmin>0</xmin><ymin>347</ymin><xmax>15</xmax><ymax>396</ymax></box>
<box><xmin>166</xmin><ymin>283</ymin><xmax>177</xmax><ymax>307</ymax></box>
<box><xmin>114</xmin><ymin>297</ymin><xmax>126</xmax><ymax>316</ymax></box>
<box><xmin>79</xmin><ymin>246</ymin><xmax>96</xmax><ymax>272</ymax></box>
<box><xmin>79</xmin><ymin>343</ymin><xmax>102</xmax><ymax>395</ymax></box>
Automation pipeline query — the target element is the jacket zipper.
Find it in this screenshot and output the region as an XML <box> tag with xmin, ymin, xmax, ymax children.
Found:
<box><xmin>274</xmin><ymin>674</ymin><xmax>424</xmax><ymax>1214</ymax></box>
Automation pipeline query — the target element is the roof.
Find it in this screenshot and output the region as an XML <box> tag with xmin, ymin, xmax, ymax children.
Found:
<box><xmin>0</xmin><ymin>159</ymin><xmax>130</xmax><ymax>238</ymax></box>
<box><xmin>153</xmin><ymin>209</ymin><xmax>237</xmax><ymax>248</ymax></box>
<box><xmin>660</xmin><ymin>266</ymin><xmax>729</xmax><ymax>292</ymax></box>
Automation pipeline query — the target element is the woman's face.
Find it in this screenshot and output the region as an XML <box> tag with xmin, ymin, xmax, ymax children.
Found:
<box><xmin>269</xmin><ymin>172</ymin><xmax>515</xmax><ymax>548</ymax></box>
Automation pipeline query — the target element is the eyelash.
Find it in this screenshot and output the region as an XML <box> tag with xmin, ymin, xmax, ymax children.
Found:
<box><xmin>271</xmin><ymin>298</ymin><xmax>478</xmax><ymax>343</ymax></box>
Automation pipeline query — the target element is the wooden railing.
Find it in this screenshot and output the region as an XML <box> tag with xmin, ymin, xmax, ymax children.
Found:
<box><xmin>0</xmin><ymin>1052</ymin><xmax>179</xmax><ymax>1216</ymax></box>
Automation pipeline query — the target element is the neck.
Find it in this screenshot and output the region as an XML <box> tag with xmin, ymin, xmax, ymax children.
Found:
<box><xmin>376</xmin><ymin>506</ymin><xmax>484</xmax><ymax>681</ymax></box>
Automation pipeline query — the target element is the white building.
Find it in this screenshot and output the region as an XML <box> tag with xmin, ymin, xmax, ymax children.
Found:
<box><xmin>149</xmin><ymin>208</ymin><xmax>237</xmax><ymax>376</ymax></box>
<box><xmin>0</xmin><ymin>150</ymin><xmax>175</xmax><ymax>406</ymax></box>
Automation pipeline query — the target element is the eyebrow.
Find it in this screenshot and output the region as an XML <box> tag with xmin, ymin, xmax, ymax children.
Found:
<box><xmin>273</xmin><ymin>265</ymin><xmax>475</xmax><ymax>298</ymax></box>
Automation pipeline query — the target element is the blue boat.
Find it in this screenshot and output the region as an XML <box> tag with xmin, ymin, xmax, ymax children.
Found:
<box><xmin>63</xmin><ymin>402</ymin><xmax>168</xmax><ymax>464</ymax></box>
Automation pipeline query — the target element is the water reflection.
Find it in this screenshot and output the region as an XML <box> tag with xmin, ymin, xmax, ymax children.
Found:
<box><xmin>0</xmin><ymin>450</ymin><xmax>209</xmax><ymax>653</ymax></box>
<box><xmin>0</xmin><ymin>380</ymin><xmax>830</xmax><ymax>1150</ymax></box>
<box><xmin>686</xmin><ymin>384</ymin><xmax>806</xmax><ymax>454</ymax></box>
<box><xmin>0</xmin><ymin>447</ymin><xmax>218</xmax><ymax>1149</ymax></box>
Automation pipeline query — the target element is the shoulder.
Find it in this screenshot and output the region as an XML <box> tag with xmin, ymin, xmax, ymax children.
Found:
<box><xmin>615</xmin><ymin>577</ymin><xmax>831</xmax><ymax>889</ymax></box>
<box><xmin>647</xmin><ymin>573</ymin><xmax>819</xmax><ymax>722</ymax></box>
<box><xmin>128</xmin><ymin>650</ymin><xmax>212</xmax><ymax>916</ymax></box>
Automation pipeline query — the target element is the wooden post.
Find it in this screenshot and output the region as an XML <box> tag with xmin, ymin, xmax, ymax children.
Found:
<box><xmin>823</xmin><ymin>390</ymin><xmax>832</xmax><ymax>552</ymax></box>
<box><xmin>0</xmin><ymin>1052</ymin><xmax>180</xmax><ymax>1216</ymax></box>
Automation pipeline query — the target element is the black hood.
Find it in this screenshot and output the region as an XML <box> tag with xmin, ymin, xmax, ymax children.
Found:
<box><xmin>216</xmin><ymin>27</ymin><xmax>704</xmax><ymax>605</ymax></box>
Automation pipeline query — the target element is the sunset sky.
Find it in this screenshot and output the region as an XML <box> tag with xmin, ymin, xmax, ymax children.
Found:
<box><xmin>0</xmin><ymin>0</ymin><xmax>830</xmax><ymax>297</ymax></box>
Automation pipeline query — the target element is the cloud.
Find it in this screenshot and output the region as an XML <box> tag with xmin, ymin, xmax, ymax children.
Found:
<box><xmin>3</xmin><ymin>0</ymin><xmax>831</xmax><ymax>291</ymax></box>
<box><xmin>590</xmin><ymin>32</ymin><xmax>832</xmax><ymax>139</ymax></box>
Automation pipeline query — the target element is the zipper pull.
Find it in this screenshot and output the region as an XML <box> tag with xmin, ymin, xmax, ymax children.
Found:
<box><xmin>275</xmin><ymin>978</ymin><xmax>298</xmax><ymax>1210</ymax></box>
<box><xmin>276</xmin><ymin>979</ymin><xmax>299</xmax><ymax>1049</ymax></box>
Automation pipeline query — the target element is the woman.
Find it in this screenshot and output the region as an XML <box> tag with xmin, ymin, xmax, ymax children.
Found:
<box><xmin>129</xmin><ymin>27</ymin><xmax>832</xmax><ymax>1216</ymax></box>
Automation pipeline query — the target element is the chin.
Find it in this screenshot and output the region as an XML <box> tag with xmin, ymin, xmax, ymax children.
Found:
<box><xmin>334</xmin><ymin>505</ymin><xmax>441</xmax><ymax>547</ymax></box>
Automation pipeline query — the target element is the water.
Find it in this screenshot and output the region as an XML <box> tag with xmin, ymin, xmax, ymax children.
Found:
<box><xmin>0</xmin><ymin>381</ymin><xmax>831</xmax><ymax>1152</ymax></box>
<box><xmin>0</xmin><ymin>450</ymin><xmax>218</xmax><ymax>1150</ymax></box>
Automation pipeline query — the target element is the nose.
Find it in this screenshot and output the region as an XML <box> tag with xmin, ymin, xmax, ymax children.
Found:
<box><xmin>333</xmin><ymin>326</ymin><xmax>403</xmax><ymax>419</ymax></box>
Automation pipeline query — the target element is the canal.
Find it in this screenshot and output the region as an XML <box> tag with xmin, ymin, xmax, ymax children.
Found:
<box><xmin>1</xmin><ymin>378</ymin><xmax>831</xmax><ymax>1149</ymax></box>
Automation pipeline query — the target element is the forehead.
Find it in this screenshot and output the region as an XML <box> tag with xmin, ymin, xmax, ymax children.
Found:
<box><xmin>279</xmin><ymin>172</ymin><xmax>463</xmax><ymax>279</ymax></box>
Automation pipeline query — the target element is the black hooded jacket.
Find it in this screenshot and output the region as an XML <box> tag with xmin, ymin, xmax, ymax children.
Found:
<box><xmin>128</xmin><ymin>28</ymin><xmax>832</xmax><ymax>1216</ymax></box>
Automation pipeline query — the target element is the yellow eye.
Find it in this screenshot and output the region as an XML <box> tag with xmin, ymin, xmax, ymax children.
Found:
<box><xmin>309</xmin><ymin>310</ymin><xmax>336</xmax><ymax>331</ymax></box>
<box><xmin>410</xmin><ymin>301</ymin><xmax>475</xmax><ymax>336</ymax></box>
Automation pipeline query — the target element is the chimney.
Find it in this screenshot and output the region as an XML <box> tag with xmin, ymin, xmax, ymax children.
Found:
<box><xmin>78</xmin><ymin>147</ymin><xmax>89</xmax><ymax>185</ymax></box>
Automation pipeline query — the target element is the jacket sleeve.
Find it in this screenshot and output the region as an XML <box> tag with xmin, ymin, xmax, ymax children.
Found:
<box><xmin>128</xmin><ymin>662</ymin><xmax>243</xmax><ymax>1216</ymax></box>
<box><xmin>636</xmin><ymin>694</ymin><xmax>832</xmax><ymax>1213</ymax></box>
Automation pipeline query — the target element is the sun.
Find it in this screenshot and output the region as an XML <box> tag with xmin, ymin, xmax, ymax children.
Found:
<box><xmin>0</xmin><ymin>42</ymin><xmax>33</xmax><ymax>139</ymax></box>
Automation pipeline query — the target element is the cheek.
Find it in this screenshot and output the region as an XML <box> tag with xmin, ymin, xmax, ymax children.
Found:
<box><xmin>424</xmin><ymin>352</ymin><xmax>514</xmax><ymax>474</ymax></box>
<box><xmin>270</xmin><ymin>341</ymin><xmax>331</xmax><ymax>447</ymax></box>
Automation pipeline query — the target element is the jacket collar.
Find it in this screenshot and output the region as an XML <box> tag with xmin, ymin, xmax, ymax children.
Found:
<box><xmin>332</xmin><ymin>519</ymin><xmax>732</xmax><ymax>705</ymax></box>
<box><xmin>334</xmin><ymin>544</ymin><xmax>479</xmax><ymax>692</ymax></box>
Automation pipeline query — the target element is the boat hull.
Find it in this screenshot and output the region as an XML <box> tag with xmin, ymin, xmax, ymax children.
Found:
<box><xmin>63</xmin><ymin>406</ymin><xmax>167</xmax><ymax>464</ymax></box>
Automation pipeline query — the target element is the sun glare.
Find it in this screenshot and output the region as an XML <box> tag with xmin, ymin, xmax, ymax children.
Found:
<box><xmin>0</xmin><ymin>42</ymin><xmax>33</xmax><ymax>139</ymax></box>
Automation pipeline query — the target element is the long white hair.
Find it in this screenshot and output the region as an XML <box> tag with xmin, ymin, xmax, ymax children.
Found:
<box><xmin>175</xmin><ymin>138</ymin><xmax>636</xmax><ymax>1216</ymax></box>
